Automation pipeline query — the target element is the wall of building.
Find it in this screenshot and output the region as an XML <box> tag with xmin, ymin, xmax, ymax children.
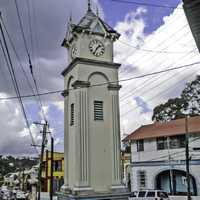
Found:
<box><xmin>131</xmin><ymin>134</ymin><xmax>200</xmax><ymax>162</ymax></box>
<box><xmin>42</xmin><ymin>152</ymin><xmax>64</xmax><ymax>193</ymax></box>
<box><xmin>64</xmin><ymin>60</ymin><xmax>122</xmax><ymax>192</ymax></box>
<box><xmin>131</xmin><ymin>163</ymin><xmax>200</xmax><ymax>193</ymax></box>
<box><xmin>130</xmin><ymin>134</ymin><xmax>200</xmax><ymax>195</ymax></box>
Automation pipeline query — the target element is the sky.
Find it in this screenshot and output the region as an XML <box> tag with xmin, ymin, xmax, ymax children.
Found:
<box><xmin>0</xmin><ymin>0</ymin><xmax>199</xmax><ymax>156</ymax></box>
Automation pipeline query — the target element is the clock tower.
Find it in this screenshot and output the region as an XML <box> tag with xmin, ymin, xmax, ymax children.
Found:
<box><xmin>60</xmin><ymin>1</ymin><xmax>129</xmax><ymax>199</ymax></box>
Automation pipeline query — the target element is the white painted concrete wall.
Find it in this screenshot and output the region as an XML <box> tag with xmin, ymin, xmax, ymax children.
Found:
<box><xmin>63</xmin><ymin>29</ymin><xmax>123</xmax><ymax>193</ymax></box>
<box><xmin>131</xmin><ymin>135</ymin><xmax>200</xmax><ymax>162</ymax></box>
<box><xmin>130</xmin><ymin>134</ymin><xmax>200</xmax><ymax>195</ymax></box>
<box><xmin>170</xmin><ymin>196</ymin><xmax>200</xmax><ymax>200</ymax></box>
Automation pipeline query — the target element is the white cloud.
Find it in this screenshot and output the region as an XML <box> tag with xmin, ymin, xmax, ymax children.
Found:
<box><xmin>0</xmin><ymin>0</ymin><xmax>103</xmax><ymax>155</ymax></box>
<box><xmin>1</xmin><ymin>1</ymin><xmax>199</xmax><ymax>155</ymax></box>
<box><xmin>0</xmin><ymin>94</ymin><xmax>39</xmax><ymax>155</ymax></box>
<box><xmin>116</xmin><ymin>5</ymin><xmax>200</xmax><ymax>135</ymax></box>
<box><xmin>53</xmin><ymin>101</ymin><xmax>64</xmax><ymax>112</ymax></box>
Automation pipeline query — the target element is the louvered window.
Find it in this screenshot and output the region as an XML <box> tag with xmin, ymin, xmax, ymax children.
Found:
<box><xmin>94</xmin><ymin>101</ymin><xmax>103</xmax><ymax>120</ymax></box>
<box><xmin>70</xmin><ymin>103</ymin><xmax>74</xmax><ymax>125</ymax></box>
<box><xmin>137</xmin><ymin>170</ymin><xmax>146</xmax><ymax>189</ymax></box>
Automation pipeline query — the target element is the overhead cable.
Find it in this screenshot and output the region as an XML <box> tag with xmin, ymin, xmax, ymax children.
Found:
<box><xmin>0</xmin><ymin>16</ymin><xmax>38</xmax><ymax>154</ymax></box>
<box><xmin>0</xmin><ymin>60</ymin><xmax>200</xmax><ymax>101</ymax></box>
<box><xmin>110</xmin><ymin>0</ymin><xmax>183</xmax><ymax>10</ymax></box>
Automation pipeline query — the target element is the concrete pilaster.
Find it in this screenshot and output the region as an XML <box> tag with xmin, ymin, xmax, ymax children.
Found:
<box><xmin>75</xmin><ymin>88</ymin><xmax>91</xmax><ymax>189</ymax></box>
<box><xmin>110</xmin><ymin>89</ymin><xmax>122</xmax><ymax>187</ymax></box>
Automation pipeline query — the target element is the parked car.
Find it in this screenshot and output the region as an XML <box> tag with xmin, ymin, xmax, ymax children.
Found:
<box><xmin>0</xmin><ymin>186</ymin><xmax>11</xmax><ymax>200</ymax></box>
<box><xmin>16</xmin><ymin>190</ymin><xmax>28</xmax><ymax>200</ymax></box>
<box><xmin>129</xmin><ymin>190</ymin><xmax>170</xmax><ymax>200</ymax></box>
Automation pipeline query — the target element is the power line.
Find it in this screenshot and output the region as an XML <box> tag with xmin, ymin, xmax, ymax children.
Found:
<box><xmin>120</xmin><ymin>46</ymin><xmax>197</xmax><ymax>103</ymax></box>
<box><xmin>0</xmin><ymin>12</ymin><xmax>47</xmax><ymax>127</ymax></box>
<box><xmin>110</xmin><ymin>0</ymin><xmax>183</xmax><ymax>10</ymax></box>
<box><xmin>118</xmin><ymin>9</ymin><xmax>184</xmax><ymax>70</ymax></box>
<box><xmin>14</xmin><ymin>0</ymin><xmax>30</xmax><ymax>59</ymax></box>
<box><xmin>0</xmin><ymin>14</ymin><xmax>36</xmax><ymax>96</ymax></box>
<box><xmin>11</xmin><ymin>2</ymin><xmax>47</xmax><ymax>122</ymax></box>
<box><xmin>31</xmin><ymin>70</ymin><xmax>47</xmax><ymax>122</ymax></box>
<box><xmin>118</xmin><ymin>40</ymin><xmax>198</xmax><ymax>54</ymax></box>
<box><xmin>26</xmin><ymin>0</ymin><xmax>34</xmax><ymax>59</ymax></box>
<box><xmin>0</xmin><ymin>60</ymin><xmax>200</xmax><ymax>101</ymax></box>
<box><xmin>0</xmin><ymin>90</ymin><xmax>63</xmax><ymax>101</ymax></box>
<box><xmin>119</xmin><ymin>47</ymin><xmax>198</xmax><ymax>117</ymax></box>
<box><xmin>119</xmin><ymin>28</ymin><xmax>192</xmax><ymax>99</ymax></box>
<box><xmin>118</xmin><ymin>24</ymin><xmax>189</xmax><ymax>84</ymax></box>
<box><xmin>0</xmin><ymin>15</ymin><xmax>38</xmax><ymax>154</ymax></box>
<box><xmin>121</xmin><ymin>65</ymin><xmax>200</xmax><ymax>117</ymax></box>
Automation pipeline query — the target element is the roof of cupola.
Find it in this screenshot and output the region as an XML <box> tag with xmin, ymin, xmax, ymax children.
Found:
<box><xmin>74</xmin><ymin>9</ymin><xmax>119</xmax><ymax>35</ymax></box>
<box><xmin>62</xmin><ymin>2</ymin><xmax>120</xmax><ymax>48</ymax></box>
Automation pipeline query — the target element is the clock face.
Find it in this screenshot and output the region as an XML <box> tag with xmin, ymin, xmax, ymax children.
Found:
<box><xmin>89</xmin><ymin>39</ymin><xmax>105</xmax><ymax>57</ymax></box>
<box><xmin>71</xmin><ymin>45</ymin><xmax>78</xmax><ymax>59</ymax></box>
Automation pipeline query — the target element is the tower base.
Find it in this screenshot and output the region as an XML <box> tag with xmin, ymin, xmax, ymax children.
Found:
<box><xmin>57</xmin><ymin>191</ymin><xmax>131</xmax><ymax>200</ymax></box>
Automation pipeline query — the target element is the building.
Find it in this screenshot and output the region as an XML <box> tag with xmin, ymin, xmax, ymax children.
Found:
<box><xmin>183</xmin><ymin>0</ymin><xmax>200</xmax><ymax>52</ymax></box>
<box><xmin>42</xmin><ymin>151</ymin><xmax>64</xmax><ymax>193</ymax></box>
<box><xmin>60</xmin><ymin>0</ymin><xmax>128</xmax><ymax>199</ymax></box>
<box><xmin>124</xmin><ymin>116</ymin><xmax>200</xmax><ymax>196</ymax></box>
<box><xmin>121</xmin><ymin>151</ymin><xmax>131</xmax><ymax>191</ymax></box>
<box><xmin>3</xmin><ymin>165</ymin><xmax>38</xmax><ymax>191</ymax></box>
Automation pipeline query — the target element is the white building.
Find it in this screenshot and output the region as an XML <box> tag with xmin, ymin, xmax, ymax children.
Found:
<box><xmin>124</xmin><ymin>116</ymin><xmax>200</xmax><ymax>196</ymax></box>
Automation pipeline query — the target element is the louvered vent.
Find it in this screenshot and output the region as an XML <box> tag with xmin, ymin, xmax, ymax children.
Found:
<box><xmin>94</xmin><ymin>101</ymin><xmax>103</xmax><ymax>120</ymax></box>
<box><xmin>70</xmin><ymin>103</ymin><xmax>74</xmax><ymax>125</ymax></box>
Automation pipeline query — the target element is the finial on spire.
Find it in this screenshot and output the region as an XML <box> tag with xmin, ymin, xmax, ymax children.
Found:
<box><xmin>96</xmin><ymin>6</ymin><xmax>99</xmax><ymax>16</ymax></box>
<box><xmin>69</xmin><ymin>14</ymin><xmax>72</xmax><ymax>24</ymax></box>
<box><xmin>88</xmin><ymin>0</ymin><xmax>91</xmax><ymax>12</ymax></box>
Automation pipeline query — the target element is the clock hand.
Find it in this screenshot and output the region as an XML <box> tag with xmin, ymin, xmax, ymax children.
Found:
<box><xmin>94</xmin><ymin>44</ymin><xmax>101</xmax><ymax>54</ymax></box>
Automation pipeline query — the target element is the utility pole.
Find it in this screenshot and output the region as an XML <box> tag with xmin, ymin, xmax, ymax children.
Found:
<box><xmin>185</xmin><ymin>116</ymin><xmax>191</xmax><ymax>200</ymax></box>
<box><xmin>50</xmin><ymin>137</ymin><xmax>54</xmax><ymax>200</ymax></box>
<box><xmin>22</xmin><ymin>168</ymin><xmax>25</xmax><ymax>191</ymax></box>
<box><xmin>167</xmin><ymin>137</ymin><xmax>174</xmax><ymax>195</ymax></box>
<box><xmin>34</xmin><ymin>121</ymin><xmax>48</xmax><ymax>200</ymax></box>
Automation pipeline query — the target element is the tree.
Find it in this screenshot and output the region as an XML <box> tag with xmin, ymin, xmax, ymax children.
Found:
<box><xmin>152</xmin><ymin>76</ymin><xmax>200</xmax><ymax>122</ymax></box>
<box><xmin>181</xmin><ymin>75</ymin><xmax>200</xmax><ymax>116</ymax></box>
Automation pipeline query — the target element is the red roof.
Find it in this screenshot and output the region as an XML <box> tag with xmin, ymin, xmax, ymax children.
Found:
<box><xmin>123</xmin><ymin>116</ymin><xmax>200</xmax><ymax>141</ymax></box>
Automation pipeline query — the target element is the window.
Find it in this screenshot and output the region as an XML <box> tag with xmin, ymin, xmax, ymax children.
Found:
<box><xmin>158</xmin><ymin>192</ymin><xmax>168</xmax><ymax>198</ymax></box>
<box><xmin>146</xmin><ymin>191</ymin><xmax>155</xmax><ymax>197</ymax></box>
<box><xmin>170</xmin><ymin>135</ymin><xmax>185</xmax><ymax>149</ymax></box>
<box><xmin>157</xmin><ymin>137</ymin><xmax>168</xmax><ymax>150</ymax></box>
<box><xmin>137</xmin><ymin>140</ymin><xmax>144</xmax><ymax>152</ymax></box>
<box><xmin>138</xmin><ymin>191</ymin><xmax>146</xmax><ymax>197</ymax></box>
<box><xmin>70</xmin><ymin>104</ymin><xmax>74</xmax><ymax>125</ymax></box>
<box><xmin>53</xmin><ymin>160</ymin><xmax>62</xmax><ymax>172</ymax></box>
<box><xmin>42</xmin><ymin>161</ymin><xmax>46</xmax><ymax>172</ymax></box>
<box><xmin>94</xmin><ymin>101</ymin><xmax>103</xmax><ymax>120</ymax></box>
<box><xmin>138</xmin><ymin>171</ymin><xmax>146</xmax><ymax>189</ymax></box>
<box><xmin>130</xmin><ymin>192</ymin><xmax>136</xmax><ymax>197</ymax></box>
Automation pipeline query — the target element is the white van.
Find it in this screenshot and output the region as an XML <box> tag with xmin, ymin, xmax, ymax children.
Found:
<box><xmin>129</xmin><ymin>190</ymin><xmax>170</xmax><ymax>200</ymax></box>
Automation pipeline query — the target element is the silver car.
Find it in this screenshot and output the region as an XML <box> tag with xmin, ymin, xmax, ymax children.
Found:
<box><xmin>129</xmin><ymin>190</ymin><xmax>170</xmax><ymax>200</ymax></box>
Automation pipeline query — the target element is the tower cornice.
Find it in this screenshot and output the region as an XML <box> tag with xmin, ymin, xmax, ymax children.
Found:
<box><xmin>61</xmin><ymin>57</ymin><xmax>121</xmax><ymax>76</ymax></box>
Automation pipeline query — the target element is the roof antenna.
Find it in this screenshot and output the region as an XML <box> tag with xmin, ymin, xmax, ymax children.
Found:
<box><xmin>88</xmin><ymin>0</ymin><xmax>92</xmax><ymax>12</ymax></box>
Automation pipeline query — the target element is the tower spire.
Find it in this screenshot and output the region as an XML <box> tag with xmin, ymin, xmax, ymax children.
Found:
<box><xmin>88</xmin><ymin>0</ymin><xmax>91</xmax><ymax>12</ymax></box>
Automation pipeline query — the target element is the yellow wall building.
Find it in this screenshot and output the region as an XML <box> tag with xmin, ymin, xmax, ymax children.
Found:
<box><xmin>42</xmin><ymin>151</ymin><xmax>64</xmax><ymax>193</ymax></box>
